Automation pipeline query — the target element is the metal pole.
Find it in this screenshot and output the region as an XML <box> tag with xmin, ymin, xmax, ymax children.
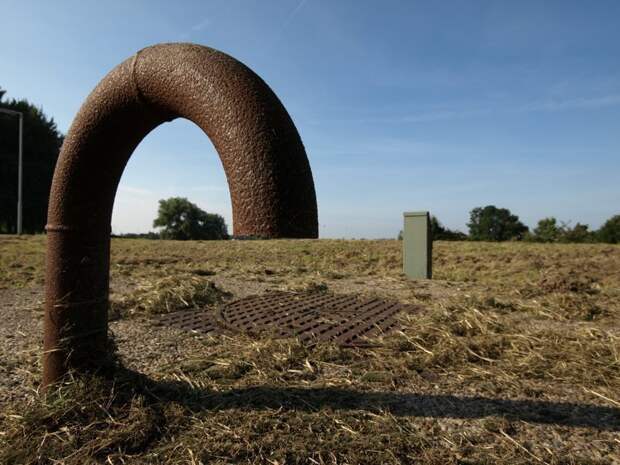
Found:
<box><xmin>17</xmin><ymin>113</ymin><xmax>23</xmax><ymax>234</ymax></box>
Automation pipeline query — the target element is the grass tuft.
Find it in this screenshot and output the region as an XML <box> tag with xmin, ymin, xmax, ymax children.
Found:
<box><xmin>111</xmin><ymin>275</ymin><xmax>231</xmax><ymax>318</ymax></box>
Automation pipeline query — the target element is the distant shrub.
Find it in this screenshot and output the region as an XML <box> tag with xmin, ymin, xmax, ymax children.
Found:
<box><xmin>529</xmin><ymin>218</ymin><xmax>594</xmax><ymax>243</ymax></box>
<box><xmin>525</xmin><ymin>217</ymin><xmax>597</xmax><ymax>243</ymax></box>
<box><xmin>531</xmin><ymin>217</ymin><xmax>562</xmax><ymax>243</ymax></box>
<box><xmin>430</xmin><ymin>216</ymin><xmax>468</xmax><ymax>241</ymax></box>
<box><xmin>397</xmin><ymin>215</ymin><xmax>467</xmax><ymax>241</ymax></box>
<box><xmin>561</xmin><ymin>222</ymin><xmax>594</xmax><ymax>243</ymax></box>
<box><xmin>597</xmin><ymin>215</ymin><xmax>620</xmax><ymax>244</ymax></box>
<box><xmin>112</xmin><ymin>232</ymin><xmax>161</xmax><ymax>240</ymax></box>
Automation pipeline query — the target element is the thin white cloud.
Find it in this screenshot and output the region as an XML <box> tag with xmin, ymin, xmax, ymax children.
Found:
<box><xmin>117</xmin><ymin>186</ymin><xmax>152</xmax><ymax>196</ymax></box>
<box><xmin>179</xmin><ymin>17</ymin><xmax>210</xmax><ymax>40</ymax></box>
<box><xmin>379</xmin><ymin>108</ymin><xmax>491</xmax><ymax>124</ymax></box>
<box><xmin>284</xmin><ymin>0</ymin><xmax>309</xmax><ymax>28</ymax></box>
<box><xmin>316</xmin><ymin>107</ymin><xmax>492</xmax><ymax>126</ymax></box>
<box><xmin>188</xmin><ymin>185</ymin><xmax>227</xmax><ymax>192</ymax></box>
<box><xmin>521</xmin><ymin>94</ymin><xmax>620</xmax><ymax>112</ymax></box>
<box><xmin>317</xmin><ymin>92</ymin><xmax>620</xmax><ymax>127</ymax></box>
<box><xmin>191</xmin><ymin>18</ymin><xmax>210</xmax><ymax>32</ymax></box>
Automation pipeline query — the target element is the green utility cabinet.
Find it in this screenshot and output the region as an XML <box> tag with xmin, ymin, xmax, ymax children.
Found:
<box><xmin>403</xmin><ymin>211</ymin><xmax>432</xmax><ymax>279</ymax></box>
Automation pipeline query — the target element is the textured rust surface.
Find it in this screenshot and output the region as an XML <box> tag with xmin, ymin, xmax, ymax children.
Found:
<box><xmin>43</xmin><ymin>43</ymin><xmax>318</xmax><ymax>387</ymax></box>
<box><xmin>155</xmin><ymin>293</ymin><xmax>414</xmax><ymax>347</ymax></box>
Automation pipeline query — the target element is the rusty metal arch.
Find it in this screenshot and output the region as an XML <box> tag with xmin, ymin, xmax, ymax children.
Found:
<box><xmin>43</xmin><ymin>43</ymin><xmax>318</xmax><ymax>387</ymax></box>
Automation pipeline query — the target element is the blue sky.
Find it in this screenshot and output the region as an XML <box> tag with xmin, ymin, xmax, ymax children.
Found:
<box><xmin>1</xmin><ymin>0</ymin><xmax>619</xmax><ymax>238</ymax></box>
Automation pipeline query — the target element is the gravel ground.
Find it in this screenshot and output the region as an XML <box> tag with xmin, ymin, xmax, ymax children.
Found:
<box><xmin>0</xmin><ymin>275</ymin><xmax>281</xmax><ymax>408</ymax></box>
<box><xmin>0</xmin><ymin>288</ymin><xmax>44</xmax><ymax>406</ymax></box>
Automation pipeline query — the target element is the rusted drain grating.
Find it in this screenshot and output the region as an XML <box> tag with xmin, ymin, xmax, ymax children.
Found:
<box><xmin>154</xmin><ymin>292</ymin><xmax>415</xmax><ymax>346</ymax></box>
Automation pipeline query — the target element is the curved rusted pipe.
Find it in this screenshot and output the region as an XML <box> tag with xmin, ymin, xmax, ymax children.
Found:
<box><xmin>43</xmin><ymin>43</ymin><xmax>318</xmax><ymax>387</ymax></box>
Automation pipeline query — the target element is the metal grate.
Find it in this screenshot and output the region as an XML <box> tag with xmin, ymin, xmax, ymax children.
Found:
<box><xmin>153</xmin><ymin>292</ymin><xmax>415</xmax><ymax>346</ymax></box>
<box><xmin>153</xmin><ymin>309</ymin><xmax>220</xmax><ymax>335</ymax></box>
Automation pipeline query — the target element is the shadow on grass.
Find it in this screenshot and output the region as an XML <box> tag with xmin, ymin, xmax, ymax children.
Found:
<box><xmin>118</xmin><ymin>368</ymin><xmax>620</xmax><ymax>431</ymax></box>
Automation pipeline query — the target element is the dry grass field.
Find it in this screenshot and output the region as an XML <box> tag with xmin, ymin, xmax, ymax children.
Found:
<box><xmin>0</xmin><ymin>235</ymin><xmax>619</xmax><ymax>464</ymax></box>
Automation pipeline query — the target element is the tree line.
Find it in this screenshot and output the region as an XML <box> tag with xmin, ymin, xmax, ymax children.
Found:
<box><xmin>399</xmin><ymin>205</ymin><xmax>620</xmax><ymax>244</ymax></box>
<box><xmin>0</xmin><ymin>87</ymin><xmax>63</xmax><ymax>233</ymax></box>
<box><xmin>1</xmin><ymin>88</ymin><xmax>618</xmax><ymax>243</ymax></box>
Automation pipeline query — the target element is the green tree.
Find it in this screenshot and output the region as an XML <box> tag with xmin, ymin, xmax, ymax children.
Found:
<box><xmin>0</xmin><ymin>87</ymin><xmax>64</xmax><ymax>233</ymax></box>
<box><xmin>597</xmin><ymin>215</ymin><xmax>620</xmax><ymax>244</ymax></box>
<box><xmin>532</xmin><ymin>217</ymin><xmax>562</xmax><ymax>243</ymax></box>
<box><xmin>153</xmin><ymin>197</ymin><xmax>228</xmax><ymax>240</ymax></box>
<box><xmin>467</xmin><ymin>205</ymin><xmax>528</xmax><ymax>241</ymax></box>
